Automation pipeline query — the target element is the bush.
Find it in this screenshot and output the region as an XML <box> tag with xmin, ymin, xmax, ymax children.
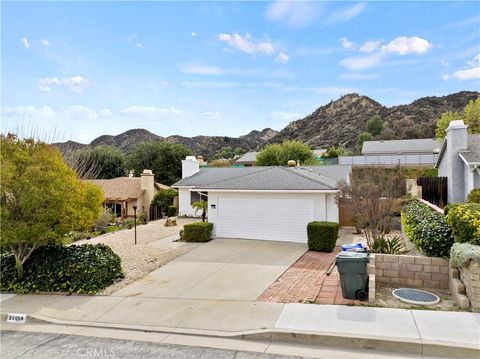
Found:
<box><xmin>0</xmin><ymin>244</ymin><xmax>124</xmax><ymax>294</ymax></box>
<box><xmin>95</xmin><ymin>208</ymin><xmax>115</xmax><ymax>230</ymax></box>
<box><xmin>122</xmin><ymin>219</ymin><xmax>135</xmax><ymax>229</ymax></box>
<box><xmin>401</xmin><ymin>199</ymin><xmax>453</xmax><ymax>257</ymax></box>
<box><xmin>450</xmin><ymin>243</ymin><xmax>480</xmax><ymax>268</ymax></box>
<box><xmin>183</xmin><ymin>222</ymin><xmax>214</xmax><ymax>242</ymax></box>
<box><xmin>467</xmin><ymin>188</ymin><xmax>480</xmax><ymax>203</ymax></box>
<box><xmin>446</xmin><ymin>203</ymin><xmax>480</xmax><ymax>245</ymax></box>
<box><xmin>307</xmin><ymin>221</ymin><xmax>339</xmax><ymax>252</ymax></box>
<box><xmin>167</xmin><ymin>205</ymin><xmax>177</xmax><ymax>217</ymax></box>
<box><xmin>369</xmin><ymin>235</ymin><xmax>409</xmax><ymax>255</ymax></box>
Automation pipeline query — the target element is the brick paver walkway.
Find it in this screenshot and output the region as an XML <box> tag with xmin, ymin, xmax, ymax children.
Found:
<box><xmin>257</xmin><ymin>249</ymin><xmax>360</xmax><ymax>305</ymax></box>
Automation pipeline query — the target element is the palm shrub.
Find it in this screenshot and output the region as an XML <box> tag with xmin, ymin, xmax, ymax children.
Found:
<box><xmin>307</xmin><ymin>221</ymin><xmax>339</xmax><ymax>252</ymax></box>
<box><xmin>192</xmin><ymin>201</ymin><xmax>208</xmax><ymax>222</ymax></box>
<box><xmin>401</xmin><ymin>198</ymin><xmax>453</xmax><ymax>257</ymax></box>
<box><xmin>370</xmin><ymin>235</ymin><xmax>409</xmax><ymax>255</ymax></box>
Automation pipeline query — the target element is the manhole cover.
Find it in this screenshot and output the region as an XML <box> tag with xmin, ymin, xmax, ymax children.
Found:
<box><xmin>392</xmin><ymin>288</ymin><xmax>440</xmax><ymax>305</ymax></box>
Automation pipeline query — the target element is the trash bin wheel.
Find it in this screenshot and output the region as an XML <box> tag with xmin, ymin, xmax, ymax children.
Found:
<box><xmin>355</xmin><ymin>289</ymin><xmax>368</xmax><ymax>301</ymax></box>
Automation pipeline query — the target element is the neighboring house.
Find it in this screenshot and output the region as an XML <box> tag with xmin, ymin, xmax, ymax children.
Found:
<box><xmin>339</xmin><ymin>138</ymin><xmax>441</xmax><ymax>166</ymax></box>
<box><xmin>435</xmin><ymin>120</ymin><xmax>480</xmax><ymax>203</ymax></box>
<box><xmin>234</xmin><ymin>148</ymin><xmax>327</xmax><ymax>166</ymax></box>
<box><xmin>361</xmin><ymin>138</ymin><xmax>441</xmax><ymax>156</ymax></box>
<box><xmin>174</xmin><ymin>156</ymin><xmax>351</xmax><ymax>243</ymax></box>
<box><xmin>88</xmin><ymin>169</ymin><xmax>169</xmax><ymax>219</ymax></box>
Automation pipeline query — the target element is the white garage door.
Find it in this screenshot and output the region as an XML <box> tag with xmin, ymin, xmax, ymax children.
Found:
<box><xmin>215</xmin><ymin>196</ymin><xmax>314</xmax><ymax>243</ymax></box>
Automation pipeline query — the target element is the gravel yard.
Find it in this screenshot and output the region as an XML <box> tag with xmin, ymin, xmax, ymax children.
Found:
<box><xmin>75</xmin><ymin>217</ymin><xmax>199</xmax><ymax>295</ymax></box>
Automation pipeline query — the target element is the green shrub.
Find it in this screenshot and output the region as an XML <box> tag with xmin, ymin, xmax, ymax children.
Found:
<box><xmin>450</xmin><ymin>243</ymin><xmax>480</xmax><ymax>268</ymax></box>
<box><xmin>122</xmin><ymin>219</ymin><xmax>135</xmax><ymax>229</ymax></box>
<box><xmin>137</xmin><ymin>211</ymin><xmax>147</xmax><ymax>224</ymax></box>
<box><xmin>183</xmin><ymin>222</ymin><xmax>214</xmax><ymax>242</ymax></box>
<box><xmin>446</xmin><ymin>203</ymin><xmax>480</xmax><ymax>245</ymax></box>
<box><xmin>467</xmin><ymin>188</ymin><xmax>480</xmax><ymax>204</ymax></box>
<box><xmin>401</xmin><ymin>198</ymin><xmax>453</xmax><ymax>257</ymax></box>
<box><xmin>0</xmin><ymin>244</ymin><xmax>124</xmax><ymax>294</ymax></box>
<box><xmin>370</xmin><ymin>235</ymin><xmax>409</xmax><ymax>254</ymax></box>
<box><xmin>307</xmin><ymin>221</ymin><xmax>339</xmax><ymax>252</ymax></box>
<box><xmin>167</xmin><ymin>205</ymin><xmax>177</xmax><ymax>217</ymax></box>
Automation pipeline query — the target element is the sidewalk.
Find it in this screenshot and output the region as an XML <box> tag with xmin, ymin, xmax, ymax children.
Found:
<box><xmin>0</xmin><ymin>293</ymin><xmax>478</xmax><ymax>358</ymax></box>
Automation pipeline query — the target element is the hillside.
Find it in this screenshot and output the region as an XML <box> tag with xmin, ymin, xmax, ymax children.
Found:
<box><xmin>270</xmin><ymin>91</ymin><xmax>479</xmax><ymax>150</ymax></box>
<box><xmin>53</xmin><ymin>91</ymin><xmax>478</xmax><ymax>156</ymax></box>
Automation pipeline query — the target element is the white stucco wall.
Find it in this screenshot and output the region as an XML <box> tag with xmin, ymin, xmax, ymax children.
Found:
<box><xmin>178</xmin><ymin>188</ymin><xmax>197</xmax><ymax>217</ymax></box>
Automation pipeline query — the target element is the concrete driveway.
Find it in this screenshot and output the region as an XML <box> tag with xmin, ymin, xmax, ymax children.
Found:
<box><xmin>112</xmin><ymin>238</ymin><xmax>307</xmax><ymax>301</ymax></box>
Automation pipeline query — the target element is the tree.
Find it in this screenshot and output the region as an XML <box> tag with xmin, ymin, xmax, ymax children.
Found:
<box><xmin>321</xmin><ymin>146</ymin><xmax>351</xmax><ymax>159</ymax></box>
<box><xmin>151</xmin><ymin>188</ymin><xmax>177</xmax><ymax>210</ymax></box>
<box><xmin>356</xmin><ymin>131</ymin><xmax>373</xmax><ymax>152</ymax></box>
<box><xmin>464</xmin><ymin>97</ymin><xmax>480</xmax><ymax>134</ymax></box>
<box><xmin>127</xmin><ymin>141</ymin><xmax>191</xmax><ymax>185</ymax></box>
<box><xmin>209</xmin><ymin>159</ymin><xmax>231</xmax><ymax>167</ymax></box>
<box><xmin>210</xmin><ymin>146</ymin><xmax>245</xmax><ymax>160</ymax></box>
<box><xmin>256</xmin><ymin>140</ymin><xmax>314</xmax><ymax>166</ymax></box>
<box><xmin>0</xmin><ymin>134</ymin><xmax>103</xmax><ymax>274</ymax></box>
<box><xmin>192</xmin><ymin>201</ymin><xmax>208</xmax><ymax>222</ymax></box>
<box><xmin>338</xmin><ymin>167</ymin><xmax>404</xmax><ymax>248</ymax></box>
<box><xmin>435</xmin><ymin>111</ymin><xmax>462</xmax><ymax>139</ymax></box>
<box><xmin>366</xmin><ymin>115</ymin><xmax>384</xmax><ymax>136</ymax></box>
<box><xmin>72</xmin><ymin>146</ymin><xmax>126</xmax><ymax>179</ymax></box>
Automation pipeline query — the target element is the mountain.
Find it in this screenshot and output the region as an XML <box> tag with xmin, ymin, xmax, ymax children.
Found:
<box><xmin>270</xmin><ymin>91</ymin><xmax>479</xmax><ymax>150</ymax></box>
<box><xmin>53</xmin><ymin>91</ymin><xmax>478</xmax><ymax>156</ymax></box>
<box><xmin>54</xmin><ymin>128</ymin><xmax>279</xmax><ymax>157</ymax></box>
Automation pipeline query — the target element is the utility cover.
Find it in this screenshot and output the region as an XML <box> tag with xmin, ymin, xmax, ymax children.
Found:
<box><xmin>392</xmin><ymin>288</ymin><xmax>440</xmax><ymax>305</ymax></box>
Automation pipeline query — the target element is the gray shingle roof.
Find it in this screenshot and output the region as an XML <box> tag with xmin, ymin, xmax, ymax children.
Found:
<box><xmin>460</xmin><ymin>135</ymin><xmax>480</xmax><ymax>164</ymax></box>
<box><xmin>173</xmin><ymin>165</ymin><xmax>351</xmax><ymax>191</ymax></box>
<box><xmin>235</xmin><ymin>151</ymin><xmax>258</xmax><ymax>163</ymax></box>
<box><xmin>362</xmin><ymin>138</ymin><xmax>441</xmax><ymax>155</ymax></box>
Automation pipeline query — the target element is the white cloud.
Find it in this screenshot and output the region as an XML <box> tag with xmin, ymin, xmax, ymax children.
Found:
<box><xmin>453</xmin><ymin>67</ymin><xmax>480</xmax><ymax>80</ymax></box>
<box><xmin>199</xmin><ymin>111</ymin><xmax>221</xmax><ymax>119</ymax></box>
<box><xmin>41</xmin><ymin>39</ymin><xmax>50</xmax><ymax>46</ymax></box>
<box><xmin>339</xmin><ymin>37</ymin><xmax>356</xmax><ymax>50</ymax></box>
<box><xmin>339</xmin><ymin>52</ymin><xmax>384</xmax><ymax>70</ymax></box>
<box><xmin>136</xmin><ymin>43</ymin><xmax>144</xmax><ymax>49</ymax></box>
<box><xmin>181</xmin><ymin>64</ymin><xmax>224</xmax><ymax>75</ymax></box>
<box><xmin>21</xmin><ymin>37</ymin><xmax>30</xmax><ymax>49</ymax></box>
<box><xmin>359</xmin><ymin>40</ymin><xmax>382</xmax><ymax>53</ymax></box>
<box><xmin>381</xmin><ymin>36</ymin><xmax>432</xmax><ymax>55</ymax></box>
<box><xmin>441</xmin><ymin>74</ymin><xmax>450</xmax><ymax>81</ymax></box>
<box><xmin>468</xmin><ymin>54</ymin><xmax>480</xmax><ymax>67</ymax></box>
<box><xmin>265</xmin><ymin>0</ymin><xmax>321</xmax><ymax>28</ymax></box>
<box><xmin>65</xmin><ymin>105</ymin><xmax>98</xmax><ymax>121</ymax></box>
<box><xmin>38</xmin><ymin>76</ymin><xmax>90</xmax><ymax>94</ymax></box>
<box><xmin>181</xmin><ymin>81</ymin><xmax>241</xmax><ymax>88</ymax></box>
<box><xmin>276</xmin><ymin>51</ymin><xmax>290</xmax><ymax>64</ymax></box>
<box><xmin>98</xmin><ymin>109</ymin><xmax>113</xmax><ymax>118</ymax></box>
<box><xmin>120</xmin><ymin>106</ymin><xmax>183</xmax><ymax>120</ymax></box>
<box><xmin>3</xmin><ymin>105</ymin><xmax>55</xmax><ymax>118</ymax></box>
<box><xmin>218</xmin><ymin>33</ymin><xmax>275</xmax><ymax>56</ymax></box>
<box><xmin>328</xmin><ymin>3</ymin><xmax>366</xmax><ymax>24</ymax></box>
<box><xmin>191</xmin><ymin>32</ymin><xmax>197</xmax><ymax>37</ymax></box>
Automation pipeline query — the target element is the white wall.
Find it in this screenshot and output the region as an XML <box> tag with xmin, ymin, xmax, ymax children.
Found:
<box><xmin>178</xmin><ymin>188</ymin><xmax>197</xmax><ymax>217</ymax></box>
<box><xmin>208</xmin><ymin>191</ymin><xmax>339</xmax><ymax>238</ymax></box>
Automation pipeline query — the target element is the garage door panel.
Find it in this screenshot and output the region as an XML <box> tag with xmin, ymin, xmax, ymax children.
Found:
<box><xmin>216</xmin><ymin>197</ymin><xmax>314</xmax><ymax>242</ymax></box>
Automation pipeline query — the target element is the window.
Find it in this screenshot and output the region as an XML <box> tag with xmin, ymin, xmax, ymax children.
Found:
<box><xmin>190</xmin><ymin>191</ymin><xmax>201</xmax><ymax>204</ymax></box>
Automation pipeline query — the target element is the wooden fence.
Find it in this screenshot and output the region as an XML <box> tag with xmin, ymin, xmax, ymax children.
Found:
<box><xmin>417</xmin><ymin>177</ymin><xmax>448</xmax><ymax>208</ymax></box>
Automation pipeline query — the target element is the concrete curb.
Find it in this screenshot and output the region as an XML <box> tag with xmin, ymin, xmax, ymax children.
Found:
<box><xmin>1</xmin><ymin>312</ymin><xmax>477</xmax><ymax>358</ymax></box>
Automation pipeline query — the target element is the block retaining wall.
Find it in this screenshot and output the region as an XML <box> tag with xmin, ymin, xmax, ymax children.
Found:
<box><xmin>458</xmin><ymin>262</ymin><xmax>480</xmax><ymax>312</ymax></box>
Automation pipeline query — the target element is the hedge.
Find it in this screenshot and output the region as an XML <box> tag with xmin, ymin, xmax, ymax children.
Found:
<box><xmin>467</xmin><ymin>188</ymin><xmax>480</xmax><ymax>203</ymax></box>
<box><xmin>401</xmin><ymin>199</ymin><xmax>453</xmax><ymax>257</ymax></box>
<box><xmin>307</xmin><ymin>221</ymin><xmax>339</xmax><ymax>252</ymax></box>
<box><xmin>446</xmin><ymin>203</ymin><xmax>480</xmax><ymax>245</ymax></box>
<box><xmin>167</xmin><ymin>205</ymin><xmax>177</xmax><ymax>217</ymax></box>
<box><xmin>0</xmin><ymin>244</ymin><xmax>124</xmax><ymax>294</ymax></box>
<box><xmin>183</xmin><ymin>222</ymin><xmax>214</xmax><ymax>242</ymax></box>
<box><xmin>450</xmin><ymin>243</ymin><xmax>480</xmax><ymax>268</ymax></box>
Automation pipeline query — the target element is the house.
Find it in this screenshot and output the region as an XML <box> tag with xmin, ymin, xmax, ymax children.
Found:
<box><xmin>435</xmin><ymin>120</ymin><xmax>480</xmax><ymax>203</ymax></box>
<box><xmin>173</xmin><ymin>156</ymin><xmax>351</xmax><ymax>243</ymax></box>
<box><xmin>88</xmin><ymin>170</ymin><xmax>169</xmax><ymax>219</ymax></box>
<box><xmin>361</xmin><ymin>138</ymin><xmax>441</xmax><ymax>156</ymax></box>
<box><xmin>234</xmin><ymin>148</ymin><xmax>327</xmax><ymax>167</ymax></box>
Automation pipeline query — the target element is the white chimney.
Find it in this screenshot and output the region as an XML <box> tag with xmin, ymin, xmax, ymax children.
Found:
<box><xmin>445</xmin><ymin>120</ymin><xmax>468</xmax><ymax>203</ymax></box>
<box><xmin>182</xmin><ymin>156</ymin><xmax>200</xmax><ymax>179</ymax></box>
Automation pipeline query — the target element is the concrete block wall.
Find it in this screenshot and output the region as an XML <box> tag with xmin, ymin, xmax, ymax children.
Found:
<box><xmin>459</xmin><ymin>262</ymin><xmax>480</xmax><ymax>312</ymax></box>
<box><xmin>374</xmin><ymin>254</ymin><xmax>449</xmax><ymax>289</ymax></box>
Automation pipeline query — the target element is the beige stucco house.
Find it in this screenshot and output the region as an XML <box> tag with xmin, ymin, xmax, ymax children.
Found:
<box><xmin>88</xmin><ymin>169</ymin><xmax>169</xmax><ymax>220</ymax></box>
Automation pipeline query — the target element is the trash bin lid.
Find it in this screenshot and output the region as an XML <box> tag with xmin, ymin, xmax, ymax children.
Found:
<box><xmin>341</xmin><ymin>243</ymin><xmax>365</xmax><ymax>252</ymax></box>
<box><xmin>336</xmin><ymin>251</ymin><xmax>369</xmax><ymax>262</ymax></box>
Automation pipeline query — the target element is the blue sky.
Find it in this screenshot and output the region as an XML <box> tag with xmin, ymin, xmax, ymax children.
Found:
<box><xmin>2</xmin><ymin>1</ymin><xmax>480</xmax><ymax>143</ymax></box>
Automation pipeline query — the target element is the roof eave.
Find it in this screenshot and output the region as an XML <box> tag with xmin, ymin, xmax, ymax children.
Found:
<box><xmin>193</xmin><ymin>188</ymin><xmax>339</xmax><ymax>193</ymax></box>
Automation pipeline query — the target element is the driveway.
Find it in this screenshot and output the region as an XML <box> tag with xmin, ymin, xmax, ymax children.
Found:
<box><xmin>112</xmin><ymin>238</ymin><xmax>307</xmax><ymax>301</ymax></box>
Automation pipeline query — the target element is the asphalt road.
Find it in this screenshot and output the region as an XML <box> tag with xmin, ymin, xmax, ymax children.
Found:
<box><xmin>1</xmin><ymin>331</ymin><xmax>309</xmax><ymax>359</ymax></box>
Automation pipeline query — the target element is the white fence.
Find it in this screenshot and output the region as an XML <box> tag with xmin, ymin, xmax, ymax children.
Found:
<box><xmin>339</xmin><ymin>154</ymin><xmax>438</xmax><ymax>166</ymax></box>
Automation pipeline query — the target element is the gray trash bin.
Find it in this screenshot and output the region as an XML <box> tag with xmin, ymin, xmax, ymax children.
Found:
<box><xmin>336</xmin><ymin>251</ymin><xmax>369</xmax><ymax>301</ymax></box>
